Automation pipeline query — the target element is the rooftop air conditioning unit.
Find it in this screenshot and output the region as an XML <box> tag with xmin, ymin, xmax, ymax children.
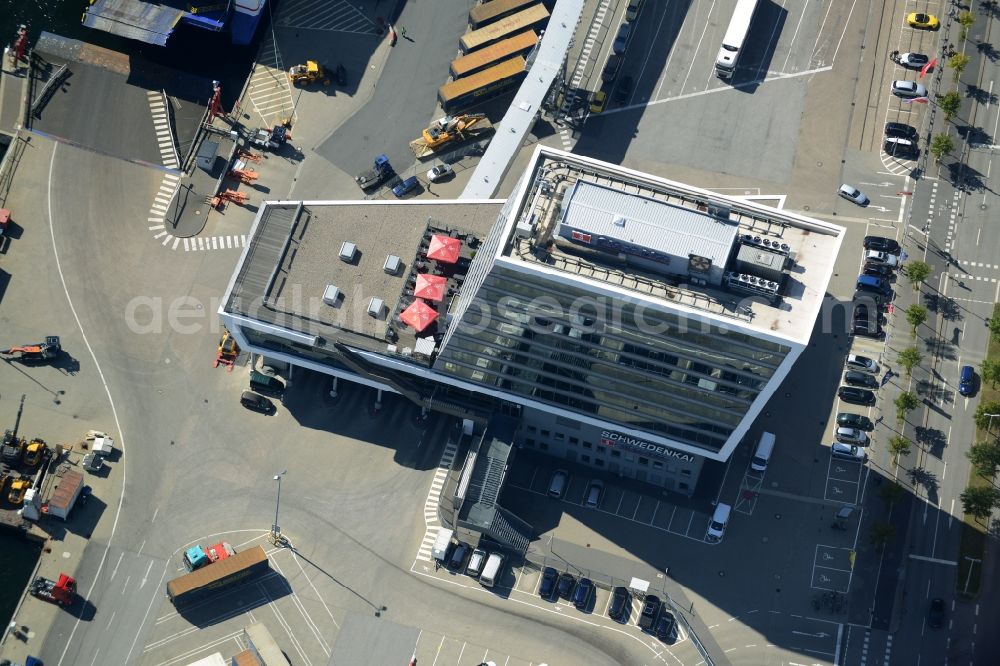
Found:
<box><xmin>340</xmin><ymin>241</ymin><xmax>357</xmax><ymax>263</ymax></box>
<box><xmin>367</xmin><ymin>297</ymin><xmax>384</xmax><ymax>318</ymax></box>
<box><xmin>384</xmin><ymin>254</ymin><xmax>401</xmax><ymax>275</ymax></box>
<box><xmin>323</xmin><ymin>285</ymin><xmax>341</xmax><ymax>306</ymax></box>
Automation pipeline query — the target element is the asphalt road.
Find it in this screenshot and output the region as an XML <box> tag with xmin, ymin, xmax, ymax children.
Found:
<box><xmin>315</xmin><ymin>0</ymin><xmax>476</xmax><ymax>178</ymax></box>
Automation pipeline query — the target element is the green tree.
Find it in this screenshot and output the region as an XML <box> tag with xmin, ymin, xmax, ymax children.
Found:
<box><xmin>988</xmin><ymin>313</ymin><xmax>1000</xmax><ymax>343</ymax></box>
<box><xmin>967</xmin><ymin>442</ymin><xmax>1000</xmax><ymax>478</ymax></box>
<box><xmin>897</xmin><ymin>347</ymin><xmax>923</xmax><ymax>377</ymax></box>
<box><xmin>981</xmin><ymin>358</ymin><xmax>1000</xmax><ymax>389</ymax></box>
<box><xmin>889</xmin><ymin>435</ymin><xmax>912</xmax><ymax>462</ymax></box>
<box><xmin>906</xmin><ymin>304</ymin><xmax>928</xmax><ymax>336</ymax></box>
<box><xmin>938</xmin><ymin>91</ymin><xmax>962</xmax><ymax>121</ymax></box>
<box><xmin>974</xmin><ymin>401</ymin><xmax>1000</xmax><ymax>431</ymax></box>
<box><xmin>958</xmin><ymin>11</ymin><xmax>976</xmax><ymax>41</ymax></box>
<box><xmin>948</xmin><ymin>53</ymin><xmax>971</xmax><ymax>81</ymax></box>
<box><xmin>930</xmin><ymin>133</ymin><xmax>955</xmax><ymax>163</ymax></box>
<box><xmin>895</xmin><ymin>391</ymin><xmax>919</xmax><ymax>424</ymax></box>
<box><xmin>904</xmin><ymin>260</ymin><xmax>932</xmax><ymax>290</ymax></box>
<box><xmin>878</xmin><ymin>481</ymin><xmax>906</xmax><ymax>509</ymax></box>
<box><xmin>870</xmin><ymin>522</ymin><xmax>896</xmax><ymax>550</ymax></box>
<box><xmin>960</xmin><ymin>485</ymin><xmax>1000</xmax><ymax>524</ymax></box>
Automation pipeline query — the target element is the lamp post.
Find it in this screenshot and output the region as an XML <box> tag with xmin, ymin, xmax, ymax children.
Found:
<box><xmin>270</xmin><ymin>470</ymin><xmax>287</xmax><ymax>545</ymax></box>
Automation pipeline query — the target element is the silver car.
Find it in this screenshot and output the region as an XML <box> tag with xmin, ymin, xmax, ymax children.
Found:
<box><xmin>838</xmin><ymin>184</ymin><xmax>869</xmax><ymax>206</ymax></box>
<box><xmin>845</xmin><ymin>354</ymin><xmax>880</xmax><ymax>374</ymax></box>
<box><xmin>891</xmin><ymin>80</ymin><xmax>928</xmax><ymax>99</ymax></box>
<box><xmin>835</xmin><ymin>427</ymin><xmax>869</xmax><ymax>445</ymax></box>
<box><xmin>831</xmin><ymin>442</ymin><xmax>867</xmax><ymax>461</ymax></box>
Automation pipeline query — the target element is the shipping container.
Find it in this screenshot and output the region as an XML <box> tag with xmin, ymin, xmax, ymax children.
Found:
<box><xmin>439</xmin><ymin>57</ymin><xmax>527</xmax><ymax>111</ymax></box>
<box><xmin>469</xmin><ymin>0</ymin><xmax>538</xmax><ymax>28</ymax></box>
<box><xmin>167</xmin><ymin>545</ymin><xmax>269</xmax><ymax>604</ymax></box>
<box><xmin>460</xmin><ymin>4</ymin><xmax>549</xmax><ymax>53</ymax></box>
<box><xmin>450</xmin><ymin>31</ymin><xmax>537</xmax><ymax>78</ymax></box>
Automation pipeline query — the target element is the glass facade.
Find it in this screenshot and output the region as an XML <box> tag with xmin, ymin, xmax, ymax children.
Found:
<box><xmin>435</xmin><ymin>265</ymin><xmax>791</xmax><ymax>453</ymax></box>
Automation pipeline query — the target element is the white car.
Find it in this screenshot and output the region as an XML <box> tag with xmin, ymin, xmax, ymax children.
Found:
<box><xmin>426</xmin><ymin>164</ymin><xmax>454</xmax><ymax>182</ymax></box>
<box><xmin>838</xmin><ymin>184</ymin><xmax>869</xmax><ymax>206</ymax></box>
<box><xmin>865</xmin><ymin>250</ymin><xmax>900</xmax><ymax>267</ymax></box>
<box><xmin>899</xmin><ymin>52</ymin><xmax>930</xmax><ymax>68</ymax></box>
<box><xmin>891</xmin><ymin>80</ymin><xmax>927</xmax><ymax>99</ymax></box>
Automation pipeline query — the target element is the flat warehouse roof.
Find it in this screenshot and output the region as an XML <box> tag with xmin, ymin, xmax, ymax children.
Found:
<box><xmin>227</xmin><ymin>201</ymin><xmax>502</xmax><ymax>353</ymax></box>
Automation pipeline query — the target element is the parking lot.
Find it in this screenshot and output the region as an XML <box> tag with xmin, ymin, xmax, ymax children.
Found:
<box><xmin>504</xmin><ymin>461</ymin><xmax>713</xmax><ymax>544</ymax></box>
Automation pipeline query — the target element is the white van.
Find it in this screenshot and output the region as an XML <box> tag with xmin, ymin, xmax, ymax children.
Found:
<box><xmin>750</xmin><ymin>432</ymin><xmax>775</xmax><ymax>472</ymax></box>
<box><xmin>479</xmin><ymin>552</ymin><xmax>505</xmax><ymax>588</ymax></box>
<box><xmin>706</xmin><ymin>503</ymin><xmax>731</xmax><ymax>543</ymax></box>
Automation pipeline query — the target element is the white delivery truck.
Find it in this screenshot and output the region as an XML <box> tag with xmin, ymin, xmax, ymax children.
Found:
<box><xmin>432</xmin><ymin>528</ymin><xmax>454</xmax><ymax>564</ymax></box>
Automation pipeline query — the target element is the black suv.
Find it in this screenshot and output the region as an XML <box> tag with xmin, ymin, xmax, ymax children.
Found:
<box><xmin>639</xmin><ymin>595</ymin><xmax>661</xmax><ymax>630</ymax></box>
<box><xmin>837</xmin><ymin>413</ymin><xmax>875</xmax><ymax>431</ymax></box>
<box><xmin>863</xmin><ymin>263</ymin><xmax>894</xmax><ymax>279</ymax></box>
<box><xmin>884</xmin><ymin>122</ymin><xmax>918</xmax><ymax>141</ymax></box>
<box><xmin>844</xmin><ymin>370</ymin><xmax>879</xmax><ymax>389</ymax></box>
<box><xmin>538</xmin><ymin>567</ymin><xmax>559</xmax><ymax>601</ymax></box>
<box><xmin>863</xmin><ymin>236</ymin><xmax>901</xmax><ymax>254</ymax></box>
<box><xmin>608</xmin><ymin>586</ymin><xmax>631</xmax><ymax>621</ymax></box>
<box><xmin>616</xmin><ymin>76</ymin><xmax>633</xmax><ymax>104</ymax></box>
<box><xmin>839</xmin><ymin>386</ymin><xmax>877</xmax><ymax>405</ymax></box>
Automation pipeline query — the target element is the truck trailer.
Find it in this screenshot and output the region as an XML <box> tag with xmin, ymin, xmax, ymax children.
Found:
<box><xmin>167</xmin><ymin>545</ymin><xmax>269</xmax><ymax>604</ymax></box>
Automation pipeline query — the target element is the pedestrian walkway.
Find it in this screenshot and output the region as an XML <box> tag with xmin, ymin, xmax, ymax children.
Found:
<box><xmin>274</xmin><ymin>0</ymin><xmax>381</xmax><ymax>33</ymax></box>
<box><xmin>146</xmin><ymin>90</ymin><xmax>178</xmax><ymax>169</ymax></box>
<box><xmin>414</xmin><ymin>440</ymin><xmax>459</xmax><ymax>562</ymax></box>
<box><xmin>245</xmin><ymin>37</ymin><xmax>296</xmax><ymax>127</ymax></box>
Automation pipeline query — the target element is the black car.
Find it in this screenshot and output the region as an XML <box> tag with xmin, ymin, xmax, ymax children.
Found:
<box><xmin>863</xmin><ymin>236</ymin><xmax>901</xmax><ymax>254</ymax></box>
<box><xmin>863</xmin><ymin>263</ymin><xmax>894</xmax><ymax>279</ymax></box>
<box><xmin>655</xmin><ymin>611</ymin><xmax>676</xmax><ymax>641</ymax></box>
<box><xmin>556</xmin><ymin>572</ymin><xmax>576</xmax><ymax>599</ymax></box>
<box><xmin>608</xmin><ymin>586</ymin><xmax>631</xmax><ymax>621</ymax></box>
<box><xmin>602</xmin><ymin>54</ymin><xmax>622</xmax><ymax>82</ymax></box>
<box><xmin>853</xmin><ymin>304</ymin><xmax>883</xmax><ymax>338</ymax></box>
<box><xmin>837</xmin><ymin>412</ymin><xmax>874</xmax><ymax>431</ymax></box>
<box><xmin>447</xmin><ymin>543</ymin><xmax>469</xmax><ymax>571</ymax></box>
<box><xmin>572</xmin><ymin>578</ymin><xmax>595</xmax><ymax>610</ymax></box>
<box><xmin>240</xmin><ymin>391</ymin><xmax>275</xmax><ymax>414</ymax></box>
<box><xmin>839</xmin><ymin>386</ymin><xmax>877</xmax><ymax>405</ymax></box>
<box><xmin>884</xmin><ymin>122</ymin><xmax>919</xmax><ymax>141</ymax></box>
<box><xmin>844</xmin><ymin>370</ymin><xmax>879</xmax><ymax>389</ymax></box>
<box><xmin>638</xmin><ymin>595</ymin><xmax>661</xmax><ymax>630</ymax></box>
<box><xmin>616</xmin><ymin>75</ymin><xmax>633</xmax><ymax>104</ymax></box>
<box><xmin>927</xmin><ymin>597</ymin><xmax>945</xmax><ymax>628</ymax></box>
<box><xmin>538</xmin><ymin>567</ymin><xmax>559</xmax><ymax>601</ymax></box>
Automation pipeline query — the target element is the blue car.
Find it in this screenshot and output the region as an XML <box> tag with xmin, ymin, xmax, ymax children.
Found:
<box><xmin>392</xmin><ymin>176</ymin><xmax>418</xmax><ymax>198</ymax></box>
<box><xmin>572</xmin><ymin>578</ymin><xmax>594</xmax><ymax>610</ymax></box>
<box><xmin>958</xmin><ymin>366</ymin><xmax>975</xmax><ymax>396</ymax></box>
<box><xmin>538</xmin><ymin>567</ymin><xmax>559</xmax><ymax>601</ymax></box>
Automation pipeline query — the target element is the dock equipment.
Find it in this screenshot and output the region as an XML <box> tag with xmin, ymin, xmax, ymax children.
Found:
<box><xmin>288</xmin><ymin>61</ymin><xmax>330</xmax><ymax>86</ymax></box>
<box><xmin>1</xmin><ymin>336</ymin><xmax>61</xmax><ymax>362</ymax></box>
<box><xmin>410</xmin><ymin>114</ymin><xmax>493</xmax><ymax>158</ymax></box>
<box><xmin>213</xmin><ymin>330</ymin><xmax>240</xmax><ymax>370</ymax></box>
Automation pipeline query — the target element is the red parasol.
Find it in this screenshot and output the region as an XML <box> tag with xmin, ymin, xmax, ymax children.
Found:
<box><xmin>400</xmin><ymin>300</ymin><xmax>439</xmax><ymax>332</ymax></box>
<box><xmin>414</xmin><ymin>273</ymin><xmax>447</xmax><ymax>302</ymax></box>
<box><xmin>427</xmin><ymin>234</ymin><xmax>462</xmax><ymax>264</ymax></box>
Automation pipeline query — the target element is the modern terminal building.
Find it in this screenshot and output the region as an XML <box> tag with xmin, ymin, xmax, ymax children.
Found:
<box><xmin>219</xmin><ymin>146</ymin><xmax>843</xmax><ymax>549</ymax></box>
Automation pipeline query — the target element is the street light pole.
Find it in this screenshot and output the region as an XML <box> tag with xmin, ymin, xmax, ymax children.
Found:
<box><xmin>270</xmin><ymin>470</ymin><xmax>287</xmax><ymax>545</ymax></box>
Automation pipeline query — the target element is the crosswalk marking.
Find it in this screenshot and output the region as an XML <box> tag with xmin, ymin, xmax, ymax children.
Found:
<box><xmin>415</xmin><ymin>440</ymin><xmax>459</xmax><ymax>562</ymax></box>
<box><xmin>179</xmin><ymin>235</ymin><xmax>248</xmax><ymax>252</ymax></box>
<box><xmin>146</xmin><ymin>91</ymin><xmax>179</xmax><ymax>169</ymax></box>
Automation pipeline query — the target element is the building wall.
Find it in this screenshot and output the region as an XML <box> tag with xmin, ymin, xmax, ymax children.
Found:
<box><xmin>519</xmin><ymin>407</ymin><xmax>704</xmax><ymax>496</ymax></box>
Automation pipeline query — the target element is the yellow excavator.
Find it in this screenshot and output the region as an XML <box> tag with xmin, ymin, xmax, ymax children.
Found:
<box><xmin>213</xmin><ymin>329</ymin><xmax>240</xmax><ymax>371</ymax></box>
<box><xmin>23</xmin><ymin>438</ymin><xmax>47</xmax><ymax>467</ymax></box>
<box><xmin>409</xmin><ymin>114</ymin><xmax>493</xmax><ymax>158</ymax></box>
<box><xmin>8</xmin><ymin>478</ymin><xmax>30</xmax><ymax>505</ymax></box>
<box><xmin>288</xmin><ymin>61</ymin><xmax>329</xmax><ymax>86</ymax></box>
